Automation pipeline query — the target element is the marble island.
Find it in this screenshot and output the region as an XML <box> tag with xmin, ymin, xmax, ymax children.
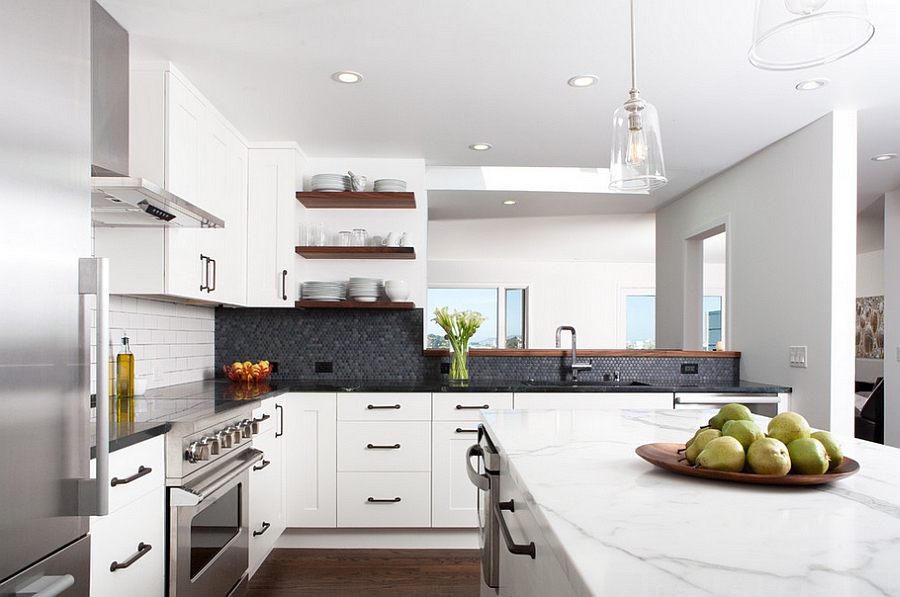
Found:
<box><xmin>480</xmin><ymin>408</ymin><xmax>900</xmax><ymax>597</ymax></box>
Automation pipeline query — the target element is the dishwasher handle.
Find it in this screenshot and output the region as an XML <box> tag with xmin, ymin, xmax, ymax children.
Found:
<box><xmin>465</xmin><ymin>444</ymin><xmax>491</xmax><ymax>491</ymax></box>
<box><xmin>494</xmin><ymin>500</ymin><xmax>536</xmax><ymax>559</ymax></box>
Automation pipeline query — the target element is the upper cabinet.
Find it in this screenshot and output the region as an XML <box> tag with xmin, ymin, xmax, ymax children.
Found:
<box><xmin>95</xmin><ymin>65</ymin><xmax>248</xmax><ymax>305</ymax></box>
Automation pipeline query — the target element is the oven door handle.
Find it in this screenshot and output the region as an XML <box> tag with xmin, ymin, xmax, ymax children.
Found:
<box><xmin>465</xmin><ymin>444</ymin><xmax>491</xmax><ymax>491</ymax></box>
<box><xmin>170</xmin><ymin>448</ymin><xmax>264</xmax><ymax>507</ymax></box>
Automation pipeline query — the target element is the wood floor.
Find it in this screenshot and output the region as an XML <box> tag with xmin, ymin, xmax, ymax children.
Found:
<box><xmin>246</xmin><ymin>549</ymin><xmax>483</xmax><ymax>597</ymax></box>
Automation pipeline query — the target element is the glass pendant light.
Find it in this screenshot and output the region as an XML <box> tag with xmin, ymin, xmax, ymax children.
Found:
<box><xmin>609</xmin><ymin>0</ymin><xmax>667</xmax><ymax>192</ymax></box>
<box><xmin>749</xmin><ymin>0</ymin><xmax>874</xmax><ymax>70</ymax></box>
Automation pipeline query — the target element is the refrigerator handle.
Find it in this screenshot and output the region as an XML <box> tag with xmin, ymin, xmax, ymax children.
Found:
<box><xmin>79</xmin><ymin>257</ymin><xmax>110</xmax><ymax>517</ymax></box>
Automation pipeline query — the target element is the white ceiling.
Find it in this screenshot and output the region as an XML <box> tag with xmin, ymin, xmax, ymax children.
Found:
<box><xmin>100</xmin><ymin>0</ymin><xmax>900</xmax><ymax>221</ymax></box>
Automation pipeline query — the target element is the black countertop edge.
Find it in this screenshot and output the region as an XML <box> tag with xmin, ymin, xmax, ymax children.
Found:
<box><xmin>91</xmin><ymin>421</ymin><xmax>170</xmax><ymax>457</ymax></box>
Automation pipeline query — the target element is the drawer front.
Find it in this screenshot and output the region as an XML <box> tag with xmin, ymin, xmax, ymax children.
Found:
<box><xmin>432</xmin><ymin>392</ymin><xmax>513</xmax><ymax>422</ymax></box>
<box><xmin>90</xmin><ymin>486</ymin><xmax>166</xmax><ymax>597</ymax></box>
<box><xmin>337</xmin><ymin>392</ymin><xmax>431</xmax><ymax>421</ymax></box>
<box><xmin>94</xmin><ymin>435</ymin><xmax>165</xmax><ymax>514</ymax></box>
<box><xmin>337</xmin><ymin>421</ymin><xmax>431</xmax><ymax>472</ymax></box>
<box><xmin>337</xmin><ymin>472</ymin><xmax>431</xmax><ymax>527</ymax></box>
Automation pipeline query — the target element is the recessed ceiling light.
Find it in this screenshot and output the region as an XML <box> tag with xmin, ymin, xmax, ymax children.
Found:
<box><xmin>503</xmin><ymin>200</ymin><xmax>517</xmax><ymax>205</ymax></box>
<box><xmin>871</xmin><ymin>153</ymin><xmax>898</xmax><ymax>162</ymax></box>
<box><xmin>332</xmin><ymin>71</ymin><xmax>363</xmax><ymax>84</ymax></box>
<box><xmin>795</xmin><ymin>78</ymin><xmax>828</xmax><ymax>91</ymax></box>
<box><xmin>469</xmin><ymin>143</ymin><xmax>492</xmax><ymax>151</ymax></box>
<box><xmin>567</xmin><ymin>74</ymin><xmax>598</xmax><ymax>88</ymax></box>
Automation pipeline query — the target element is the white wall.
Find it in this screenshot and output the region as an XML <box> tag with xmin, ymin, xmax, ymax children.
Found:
<box><xmin>656</xmin><ymin>112</ymin><xmax>857</xmax><ymax>434</ymax></box>
<box><xmin>428</xmin><ymin>214</ymin><xmax>655</xmax><ymax>348</ymax></box>
<box><xmin>885</xmin><ymin>189</ymin><xmax>900</xmax><ymax>447</ymax></box>
<box><xmin>302</xmin><ymin>158</ymin><xmax>428</xmax><ymax>307</ymax></box>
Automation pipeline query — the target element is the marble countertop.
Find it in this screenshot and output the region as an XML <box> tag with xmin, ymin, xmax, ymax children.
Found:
<box><xmin>480</xmin><ymin>408</ymin><xmax>900</xmax><ymax>597</ymax></box>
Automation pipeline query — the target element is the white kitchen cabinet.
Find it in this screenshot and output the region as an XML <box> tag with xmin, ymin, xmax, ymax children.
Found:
<box><xmin>90</xmin><ymin>435</ymin><xmax>165</xmax><ymax>597</ymax></box>
<box><xmin>431</xmin><ymin>392</ymin><xmax>513</xmax><ymax>528</ymax></box>
<box><xmin>246</xmin><ymin>145</ymin><xmax>305</xmax><ymax>306</ymax></box>
<box><xmin>336</xmin><ymin>392</ymin><xmax>431</xmax><ymax>528</ymax></box>
<box><xmin>282</xmin><ymin>392</ymin><xmax>337</xmax><ymax>528</ymax></box>
<box><xmin>512</xmin><ymin>392</ymin><xmax>674</xmax><ymax>410</ymax></box>
<box><xmin>95</xmin><ymin>65</ymin><xmax>248</xmax><ymax>304</ymax></box>
<box><xmin>249</xmin><ymin>397</ymin><xmax>286</xmax><ymax>577</ymax></box>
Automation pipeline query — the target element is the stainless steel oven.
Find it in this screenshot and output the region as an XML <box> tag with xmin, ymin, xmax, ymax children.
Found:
<box><xmin>466</xmin><ymin>425</ymin><xmax>501</xmax><ymax>596</ymax></box>
<box><xmin>167</xmin><ymin>408</ymin><xmax>264</xmax><ymax>597</ymax></box>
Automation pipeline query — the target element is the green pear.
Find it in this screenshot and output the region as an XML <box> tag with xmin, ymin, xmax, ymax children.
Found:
<box><xmin>685</xmin><ymin>428</ymin><xmax>721</xmax><ymax>464</ymax></box>
<box><xmin>708</xmin><ymin>403</ymin><xmax>753</xmax><ymax>430</ymax></box>
<box><xmin>696</xmin><ymin>436</ymin><xmax>746</xmax><ymax>472</ymax></box>
<box><xmin>722</xmin><ymin>419</ymin><xmax>765</xmax><ymax>450</ymax></box>
<box><xmin>685</xmin><ymin>427</ymin><xmax>709</xmax><ymax>450</ymax></box>
<box><xmin>787</xmin><ymin>438</ymin><xmax>829</xmax><ymax>475</ymax></box>
<box><xmin>746</xmin><ymin>437</ymin><xmax>791</xmax><ymax>475</ymax></box>
<box><xmin>767</xmin><ymin>411</ymin><xmax>811</xmax><ymax>445</ymax></box>
<box><xmin>810</xmin><ymin>431</ymin><xmax>843</xmax><ymax>471</ymax></box>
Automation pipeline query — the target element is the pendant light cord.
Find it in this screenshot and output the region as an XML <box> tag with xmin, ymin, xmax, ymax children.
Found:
<box><xmin>630</xmin><ymin>0</ymin><xmax>638</xmax><ymax>94</ymax></box>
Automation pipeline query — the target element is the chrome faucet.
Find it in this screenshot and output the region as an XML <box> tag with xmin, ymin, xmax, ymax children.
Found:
<box><xmin>555</xmin><ymin>326</ymin><xmax>592</xmax><ymax>381</ymax></box>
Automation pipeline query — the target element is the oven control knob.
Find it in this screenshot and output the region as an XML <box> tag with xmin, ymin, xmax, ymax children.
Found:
<box><xmin>216</xmin><ymin>429</ymin><xmax>233</xmax><ymax>449</ymax></box>
<box><xmin>250</xmin><ymin>418</ymin><xmax>261</xmax><ymax>435</ymax></box>
<box><xmin>227</xmin><ymin>425</ymin><xmax>243</xmax><ymax>445</ymax></box>
<box><xmin>202</xmin><ymin>436</ymin><xmax>220</xmax><ymax>456</ymax></box>
<box><xmin>186</xmin><ymin>440</ymin><xmax>210</xmax><ymax>463</ymax></box>
<box><xmin>240</xmin><ymin>419</ymin><xmax>253</xmax><ymax>439</ymax></box>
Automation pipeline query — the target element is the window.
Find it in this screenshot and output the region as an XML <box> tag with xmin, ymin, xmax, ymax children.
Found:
<box><xmin>427</xmin><ymin>286</ymin><xmax>528</xmax><ymax>349</ymax></box>
<box><xmin>704</xmin><ymin>296</ymin><xmax>722</xmax><ymax>351</ymax></box>
<box><xmin>625</xmin><ymin>294</ymin><xmax>656</xmax><ymax>349</ymax></box>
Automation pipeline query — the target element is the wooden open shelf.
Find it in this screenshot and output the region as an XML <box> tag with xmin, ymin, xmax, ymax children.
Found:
<box><xmin>295</xmin><ymin>246</ymin><xmax>415</xmax><ymax>259</ymax></box>
<box><xmin>295</xmin><ymin>300</ymin><xmax>416</xmax><ymax>310</ymax></box>
<box><xmin>296</xmin><ymin>191</ymin><xmax>416</xmax><ymax>209</ymax></box>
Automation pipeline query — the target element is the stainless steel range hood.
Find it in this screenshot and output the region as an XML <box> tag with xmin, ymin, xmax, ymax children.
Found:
<box><xmin>90</xmin><ymin>1</ymin><xmax>223</xmax><ymax>229</ymax></box>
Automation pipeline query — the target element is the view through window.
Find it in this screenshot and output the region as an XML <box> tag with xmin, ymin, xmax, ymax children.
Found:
<box><xmin>427</xmin><ymin>287</ymin><xmax>526</xmax><ymax>348</ymax></box>
<box><xmin>625</xmin><ymin>294</ymin><xmax>723</xmax><ymax>350</ymax></box>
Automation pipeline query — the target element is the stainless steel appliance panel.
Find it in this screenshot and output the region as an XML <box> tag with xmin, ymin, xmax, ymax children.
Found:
<box><xmin>467</xmin><ymin>426</ymin><xmax>501</xmax><ymax>594</ymax></box>
<box><xmin>0</xmin><ymin>0</ymin><xmax>91</xmax><ymax>588</ymax></box>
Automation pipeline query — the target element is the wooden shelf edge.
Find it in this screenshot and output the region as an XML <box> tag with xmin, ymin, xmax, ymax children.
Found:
<box><xmin>295</xmin><ymin>300</ymin><xmax>416</xmax><ymax>310</ymax></box>
<box><xmin>295</xmin><ymin>246</ymin><xmax>416</xmax><ymax>260</ymax></box>
<box><xmin>422</xmin><ymin>349</ymin><xmax>741</xmax><ymax>358</ymax></box>
<box><xmin>296</xmin><ymin>191</ymin><xmax>416</xmax><ymax>209</ymax></box>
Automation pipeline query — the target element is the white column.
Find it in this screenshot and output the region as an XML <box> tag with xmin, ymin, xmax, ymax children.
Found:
<box><xmin>884</xmin><ymin>189</ymin><xmax>900</xmax><ymax>447</ymax></box>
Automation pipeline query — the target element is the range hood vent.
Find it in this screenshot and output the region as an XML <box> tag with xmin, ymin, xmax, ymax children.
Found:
<box><xmin>90</xmin><ymin>1</ymin><xmax>223</xmax><ymax>229</ymax></box>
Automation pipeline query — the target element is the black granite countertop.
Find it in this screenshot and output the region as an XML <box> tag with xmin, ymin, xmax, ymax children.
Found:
<box><xmin>97</xmin><ymin>378</ymin><xmax>791</xmax><ymax>454</ymax></box>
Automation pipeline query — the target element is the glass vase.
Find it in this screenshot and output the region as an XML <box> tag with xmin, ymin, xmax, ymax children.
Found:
<box><xmin>449</xmin><ymin>345</ymin><xmax>469</xmax><ymax>387</ymax></box>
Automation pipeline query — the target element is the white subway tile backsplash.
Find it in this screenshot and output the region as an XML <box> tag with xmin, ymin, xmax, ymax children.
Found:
<box><xmin>90</xmin><ymin>296</ymin><xmax>215</xmax><ymax>393</ymax></box>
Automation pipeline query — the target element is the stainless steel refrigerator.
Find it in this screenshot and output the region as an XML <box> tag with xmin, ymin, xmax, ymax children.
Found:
<box><xmin>0</xmin><ymin>0</ymin><xmax>94</xmax><ymax>594</ymax></box>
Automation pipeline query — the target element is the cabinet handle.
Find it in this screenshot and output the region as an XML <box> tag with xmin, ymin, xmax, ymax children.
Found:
<box><xmin>110</xmin><ymin>465</ymin><xmax>152</xmax><ymax>487</ymax></box>
<box><xmin>208</xmin><ymin>257</ymin><xmax>216</xmax><ymax>292</ymax></box>
<box><xmin>253</xmin><ymin>459</ymin><xmax>271</xmax><ymax>472</ymax></box>
<box><xmin>456</xmin><ymin>404</ymin><xmax>490</xmax><ymax>410</ymax></box>
<box><xmin>110</xmin><ymin>542</ymin><xmax>152</xmax><ymax>571</ymax></box>
<box><xmin>367</xmin><ymin>404</ymin><xmax>401</xmax><ymax>410</ymax></box>
<box><xmin>366</xmin><ymin>443</ymin><xmax>401</xmax><ymax>450</ymax></box>
<box><xmin>253</xmin><ymin>521</ymin><xmax>271</xmax><ymax>537</ymax></box>
<box><xmin>199</xmin><ymin>254</ymin><xmax>209</xmax><ymax>292</ymax></box>
<box><xmin>275</xmin><ymin>403</ymin><xmax>284</xmax><ymax>438</ymax></box>
<box><xmin>494</xmin><ymin>500</ymin><xmax>536</xmax><ymax>559</ymax></box>
<box><xmin>455</xmin><ymin>427</ymin><xmax>479</xmax><ymax>434</ymax></box>
<box><xmin>281</xmin><ymin>270</ymin><xmax>288</xmax><ymax>301</ymax></box>
<box><xmin>367</xmin><ymin>496</ymin><xmax>401</xmax><ymax>503</ymax></box>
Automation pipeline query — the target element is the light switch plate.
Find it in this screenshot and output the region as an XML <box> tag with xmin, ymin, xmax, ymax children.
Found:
<box><xmin>789</xmin><ymin>346</ymin><xmax>808</xmax><ymax>368</ymax></box>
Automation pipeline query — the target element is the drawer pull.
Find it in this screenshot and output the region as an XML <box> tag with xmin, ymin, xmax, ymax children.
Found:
<box><xmin>367</xmin><ymin>496</ymin><xmax>402</xmax><ymax>503</ymax></box>
<box><xmin>366</xmin><ymin>443</ymin><xmax>401</xmax><ymax>450</ymax></box>
<box><xmin>253</xmin><ymin>459</ymin><xmax>271</xmax><ymax>472</ymax></box>
<box><xmin>367</xmin><ymin>404</ymin><xmax>401</xmax><ymax>410</ymax></box>
<box><xmin>455</xmin><ymin>427</ymin><xmax>479</xmax><ymax>434</ymax></box>
<box><xmin>456</xmin><ymin>404</ymin><xmax>490</xmax><ymax>410</ymax></box>
<box><xmin>495</xmin><ymin>500</ymin><xmax>536</xmax><ymax>559</ymax></box>
<box><xmin>253</xmin><ymin>521</ymin><xmax>271</xmax><ymax>537</ymax></box>
<box><xmin>110</xmin><ymin>465</ymin><xmax>152</xmax><ymax>487</ymax></box>
<box><xmin>110</xmin><ymin>542</ymin><xmax>152</xmax><ymax>571</ymax></box>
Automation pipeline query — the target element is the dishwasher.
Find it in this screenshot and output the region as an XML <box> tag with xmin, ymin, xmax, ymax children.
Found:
<box><xmin>466</xmin><ymin>425</ymin><xmax>501</xmax><ymax>597</ymax></box>
<box><xmin>673</xmin><ymin>392</ymin><xmax>784</xmax><ymax>417</ymax></box>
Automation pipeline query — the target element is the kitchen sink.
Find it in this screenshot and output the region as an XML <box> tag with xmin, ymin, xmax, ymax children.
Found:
<box><xmin>520</xmin><ymin>380</ymin><xmax>652</xmax><ymax>389</ymax></box>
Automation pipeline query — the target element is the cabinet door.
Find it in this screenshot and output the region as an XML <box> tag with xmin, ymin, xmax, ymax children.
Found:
<box><xmin>247</xmin><ymin>147</ymin><xmax>302</xmax><ymax>307</ymax></box>
<box><xmin>249</xmin><ymin>399</ymin><xmax>285</xmax><ymax>576</ymax></box>
<box><xmin>513</xmin><ymin>392</ymin><xmax>673</xmax><ymax>410</ymax></box>
<box><xmin>431</xmin><ymin>421</ymin><xmax>482</xmax><ymax>528</ymax></box>
<box><xmin>166</xmin><ymin>72</ymin><xmax>205</xmax><ymax>210</ymax></box>
<box><xmin>282</xmin><ymin>392</ymin><xmax>337</xmax><ymax>528</ymax></box>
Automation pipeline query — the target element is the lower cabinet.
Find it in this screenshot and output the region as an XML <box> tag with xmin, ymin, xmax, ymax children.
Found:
<box><xmin>90</xmin><ymin>435</ymin><xmax>165</xmax><ymax>597</ymax></box>
<box><xmin>283</xmin><ymin>392</ymin><xmax>337</xmax><ymax>528</ymax></box>
<box><xmin>249</xmin><ymin>397</ymin><xmax>286</xmax><ymax>576</ymax></box>
<box><xmin>513</xmin><ymin>392</ymin><xmax>674</xmax><ymax>410</ymax></box>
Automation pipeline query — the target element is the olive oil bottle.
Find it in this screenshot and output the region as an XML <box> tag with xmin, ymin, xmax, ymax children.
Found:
<box><xmin>116</xmin><ymin>333</ymin><xmax>134</xmax><ymax>398</ymax></box>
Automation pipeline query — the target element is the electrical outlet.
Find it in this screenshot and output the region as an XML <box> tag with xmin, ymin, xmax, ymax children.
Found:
<box><xmin>789</xmin><ymin>346</ymin><xmax>807</xmax><ymax>368</ymax></box>
<box><xmin>269</xmin><ymin>361</ymin><xmax>278</xmax><ymax>373</ymax></box>
<box><xmin>315</xmin><ymin>361</ymin><xmax>333</xmax><ymax>373</ymax></box>
<box><xmin>440</xmin><ymin>362</ymin><xmax>450</xmax><ymax>374</ymax></box>
<box><xmin>681</xmin><ymin>363</ymin><xmax>699</xmax><ymax>375</ymax></box>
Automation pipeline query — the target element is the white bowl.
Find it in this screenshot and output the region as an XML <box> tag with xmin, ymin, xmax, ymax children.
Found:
<box><xmin>384</xmin><ymin>281</ymin><xmax>410</xmax><ymax>301</ymax></box>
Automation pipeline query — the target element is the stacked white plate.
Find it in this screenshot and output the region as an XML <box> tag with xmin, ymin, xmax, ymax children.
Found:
<box><xmin>373</xmin><ymin>178</ymin><xmax>407</xmax><ymax>192</ymax></box>
<box><xmin>347</xmin><ymin>277</ymin><xmax>383</xmax><ymax>302</ymax></box>
<box><xmin>311</xmin><ymin>173</ymin><xmax>351</xmax><ymax>192</ymax></box>
<box><xmin>301</xmin><ymin>281</ymin><xmax>346</xmax><ymax>301</ymax></box>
